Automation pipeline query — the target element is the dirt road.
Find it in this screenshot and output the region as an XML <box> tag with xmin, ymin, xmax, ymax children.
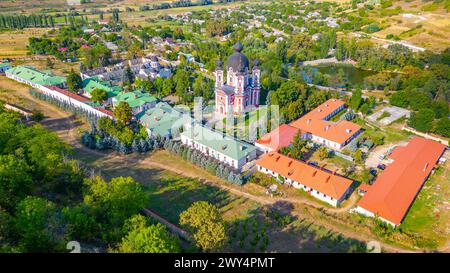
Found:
<box><xmin>3</xmin><ymin>77</ymin><xmax>436</xmax><ymax>253</ymax></box>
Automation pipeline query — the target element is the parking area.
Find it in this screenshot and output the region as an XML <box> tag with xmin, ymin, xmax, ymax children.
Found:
<box><xmin>364</xmin><ymin>140</ymin><xmax>409</xmax><ymax>169</ymax></box>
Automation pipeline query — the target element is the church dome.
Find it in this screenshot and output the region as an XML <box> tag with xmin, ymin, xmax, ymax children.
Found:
<box><xmin>226</xmin><ymin>41</ymin><xmax>249</xmax><ymax>73</ymax></box>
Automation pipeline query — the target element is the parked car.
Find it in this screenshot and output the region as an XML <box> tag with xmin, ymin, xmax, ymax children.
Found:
<box><xmin>377</xmin><ymin>164</ymin><xmax>386</xmax><ymax>170</ymax></box>
<box><xmin>309</xmin><ymin>161</ymin><xmax>318</xmax><ymax>166</ymax></box>
<box><xmin>370</xmin><ymin>169</ymin><xmax>377</xmax><ymax>176</ymax></box>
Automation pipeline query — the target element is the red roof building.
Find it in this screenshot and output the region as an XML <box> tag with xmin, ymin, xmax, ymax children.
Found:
<box><xmin>255</xmin><ymin>124</ymin><xmax>300</xmax><ymax>152</ymax></box>
<box><xmin>354</xmin><ymin>136</ymin><xmax>446</xmax><ymax>226</ymax></box>
<box><xmin>289</xmin><ymin>99</ymin><xmax>362</xmax><ymax>150</ymax></box>
<box><xmin>256</xmin><ymin>151</ymin><xmax>354</xmax><ymax>206</ymax></box>
<box><xmin>44</xmin><ymin>85</ymin><xmax>89</xmax><ymax>102</ymax></box>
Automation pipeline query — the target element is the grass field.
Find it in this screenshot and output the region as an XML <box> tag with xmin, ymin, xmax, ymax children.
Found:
<box><xmin>401</xmin><ymin>160</ymin><xmax>450</xmax><ymax>249</ymax></box>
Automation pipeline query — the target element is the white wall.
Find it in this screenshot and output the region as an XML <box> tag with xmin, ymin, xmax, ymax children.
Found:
<box><xmin>6</xmin><ymin>72</ymin><xmax>112</xmax><ymax>120</ymax></box>
<box><xmin>181</xmin><ymin>134</ymin><xmax>255</xmax><ymax>171</ymax></box>
<box><xmin>257</xmin><ymin>165</ymin><xmax>346</xmax><ymax>207</ymax></box>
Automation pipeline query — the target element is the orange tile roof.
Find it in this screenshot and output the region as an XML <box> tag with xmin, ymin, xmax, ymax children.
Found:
<box><xmin>289</xmin><ymin>99</ymin><xmax>362</xmax><ymax>145</ymax></box>
<box><xmin>357</xmin><ymin>136</ymin><xmax>446</xmax><ymax>225</ymax></box>
<box><xmin>255</xmin><ymin>124</ymin><xmax>300</xmax><ymax>151</ymax></box>
<box><xmin>302</xmin><ymin>98</ymin><xmax>345</xmax><ymax>120</ymax></box>
<box><xmin>256</xmin><ymin>152</ymin><xmax>354</xmax><ymax>199</ymax></box>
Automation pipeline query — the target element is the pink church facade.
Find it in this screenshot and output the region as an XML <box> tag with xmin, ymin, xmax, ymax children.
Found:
<box><xmin>215</xmin><ymin>41</ymin><xmax>261</xmax><ymax>116</ymax></box>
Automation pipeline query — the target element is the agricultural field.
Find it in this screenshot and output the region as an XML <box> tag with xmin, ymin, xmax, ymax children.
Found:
<box><xmin>0</xmin><ymin>28</ymin><xmax>50</xmax><ymax>58</ymax></box>
<box><xmin>365</xmin><ymin>0</ymin><xmax>450</xmax><ymax>51</ymax></box>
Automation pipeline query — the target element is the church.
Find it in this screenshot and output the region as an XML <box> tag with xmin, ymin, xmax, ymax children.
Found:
<box><xmin>214</xmin><ymin>41</ymin><xmax>261</xmax><ymax>116</ymax></box>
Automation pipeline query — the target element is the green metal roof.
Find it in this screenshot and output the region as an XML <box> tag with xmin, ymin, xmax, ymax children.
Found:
<box><xmin>6</xmin><ymin>66</ymin><xmax>66</xmax><ymax>86</ymax></box>
<box><xmin>181</xmin><ymin>124</ymin><xmax>256</xmax><ymax>161</ymax></box>
<box><xmin>114</xmin><ymin>89</ymin><xmax>157</xmax><ymax>108</ymax></box>
<box><xmin>137</xmin><ymin>102</ymin><xmax>191</xmax><ymax>137</ymax></box>
<box><xmin>0</xmin><ymin>62</ymin><xmax>11</xmax><ymax>69</ymax></box>
<box><xmin>82</xmin><ymin>78</ymin><xmax>122</xmax><ymax>98</ymax></box>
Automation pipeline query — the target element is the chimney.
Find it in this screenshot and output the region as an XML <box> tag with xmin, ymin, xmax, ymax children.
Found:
<box><xmin>288</xmin><ymin>160</ymin><xmax>293</xmax><ymax>167</ymax></box>
<box><xmin>346</xmin><ymin>129</ymin><xmax>351</xmax><ymax>133</ymax></box>
<box><xmin>312</xmin><ymin>170</ymin><xmax>317</xmax><ymax>177</ymax></box>
<box><xmin>307</xmin><ymin>119</ymin><xmax>312</xmax><ymax>124</ymax></box>
<box><xmin>275</xmin><ymin>156</ymin><xmax>281</xmax><ymax>162</ymax></box>
<box><xmin>423</xmin><ymin>162</ymin><xmax>429</xmax><ymax>171</ymax></box>
<box><xmin>325</xmin><ymin>125</ymin><xmax>331</xmax><ymax>131</ymax></box>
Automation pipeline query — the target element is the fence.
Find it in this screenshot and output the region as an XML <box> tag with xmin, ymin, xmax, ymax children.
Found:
<box><xmin>402</xmin><ymin>126</ymin><xmax>449</xmax><ymax>146</ymax></box>
<box><xmin>329</xmin><ymin>149</ymin><xmax>354</xmax><ymax>162</ymax></box>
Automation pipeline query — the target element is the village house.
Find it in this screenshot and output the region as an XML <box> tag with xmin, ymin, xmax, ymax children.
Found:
<box><xmin>80</xmin><ymin>56</ymin><xmax>171</xmax><ymax>83</ymax></box>
<box><xmin>256</xmin><ymin>152</ymin><xmax>354</xmax><ymax>207</ymax></box>
<box><xmin>353</xmin><ymin>137</ymin><xmax>446</xmax><ymax>227</ymax></box>
<box><xmin>180</xmin><ymin>123</ymin><xmax>257</xmax><ymax>170</ymax></box>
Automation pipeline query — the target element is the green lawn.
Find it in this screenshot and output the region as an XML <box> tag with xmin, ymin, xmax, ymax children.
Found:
<box><xmin>400</xmin><ymin>163</ymin><xmax>450</xmax><ymax>249</ymax></box>
<box><xmin>141</xmin><ymin>173</ymin><xmax>248</xmax><ymax>224</ymax></box>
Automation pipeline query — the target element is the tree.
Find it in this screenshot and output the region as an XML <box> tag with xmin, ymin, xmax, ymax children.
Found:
<box><xmin>434</xmin><ymin>117</ymin><xmax>450</xmax><ymax>138</ymax></box>
<box><xmin>46</xmin><ymin>57</ymin><xmax>54</xmax><ymax>69</ymax></box>
<box><xmin>113</xmin><ymin>101</ymin><xmax>132</xmax><ymax>124</ymax></box>
<box><xmin>408</xmin><ymin>109</ymin><xmax>435</xmax><ymax>133</ymax></box>
<box><xmin>15</xmin><ymin>196</ymin><xmax>65</xmax><ymax>252</ymax></box>
<box><xmin>162</xmin><ymin>77</ymin><xmax>174</xmax><ymax>96</ymax></box>
<box><xmin>317</xmin><ymin>146</ymin><xmax>329</xmax><ymax>160</ymax></box>
<box><xmin>290</xmin><ymin>131</ymin><xmax>307</xmax><ymax>160</ymax></box>
<box><xmin>135</xmin><ymin>78</ymin><xmax>153</xmax><ymax>93</ymax></box>
<box><xmin>67</xmin><ymin>70</ymin><xmax>82</xmax><ymax>92</ymax></box>
<box><xmin>351</xmin><ymin>87</ymin><xmax>362</xmax><ymax>110</ymax></box>
<box><xmin>122</xmin><ymin>65</ymin><xmax>134</xmax><ymax>86</ymax></box>
<box><xmin>91</xmin><ymin>88</ymin><xmax>108</xmax><ymax>104</ymax></box>
<box><xmin>0</xmin><ymin>155</ymin><xmax>32</xmax><ymax>211</ymax></box>
<box><xmin>389</xmin><ymin>91</ymin><xmax>409</xmax><ymax>108</ymax></box>
<box><xmin>179</xmin><ymin>201</ymin><xmax>227</xmax><ymax>252</ymax></box>
<box><xmin>354</xmin><ymin>150</ymin><xmax>364</xmax><ymax>164</ymax></box>
<box><xmin>62</xmin><ymin>205</ymin><xmax>98</xmax><ymax>242</ymax></box>
<box><xmin>114</xmin><ymin>215</ymin><xmax>180</xmax><ymax>253</ymax></box>
<box><xmin>83</xmin><ymin>176</ymin><xmax>147</xmax><ymax>232</ymax></box>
